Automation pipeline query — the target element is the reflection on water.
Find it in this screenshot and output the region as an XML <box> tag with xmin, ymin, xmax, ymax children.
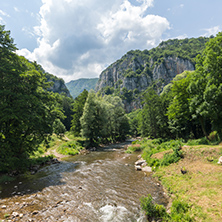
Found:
<box><xmin>0</xmin><ymin>142</ymin><xmax>168</xmax><ymax>221</ymax></box>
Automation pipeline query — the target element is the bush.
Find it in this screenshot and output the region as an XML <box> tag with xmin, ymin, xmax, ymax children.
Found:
<box><xmin>170</xmin><ymin>199</ymin><xmax>194</xmax><ymax>222</ymax></box>
<box><xmin>160</xmin><ymin>146</ymin><xmax>183</xmax><ymax>166</ymax></box>
<box><xmin>140</xmin><ymin>194</ymin><xmax>169</xmax><ymax>222</ymax></box>
<box><xmin>57</xmin><ymin>141</ymin><xmax>83</xmax><ymax>155</ymax></box>
<box><xmin>125</xmin><ymin>144</ymin><xmax>142</xmax><ymax>153</ymax></box>
<box><xmin>140</xmin><ymin>195</ymin><xmax>195</xmax><ymax>222</ymax></box>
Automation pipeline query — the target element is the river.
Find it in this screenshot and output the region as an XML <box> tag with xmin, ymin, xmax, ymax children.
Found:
<box><xmin>0</xmin><ymin>141</ymin><xmax>168</xmax><ymax>221</ymax></box>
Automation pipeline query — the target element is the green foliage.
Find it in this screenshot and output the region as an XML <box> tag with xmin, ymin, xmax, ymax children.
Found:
<box><xmin>0</xmin><ymin>175</ymin><xmax>16</xmax><ymax>184</ymax></box>
<box><xmin>188</xmin><ymin>32</ymin><xmax>222</xmax><ymax>140</ymax></box>
<box><xmin>80</xmin><ymin>92</ymin><xmax>129</xmax><ymax>146</ymax></box>
<box><xmin>71</xmin><ymin>89</ymin><xmax>88</xmax><ymax>136</ymax></box>
<box><xmin>0</xmin><ymin>25</ymin><xmax>62</xmax><ymax>173</ymax></box>
<box><xmin>121</xmin><ymin>87</ymin><xmax>133</xmax><ymax>103</ymax></box>
<box><xmin>170</xmin><ymin>199</ymin><xmax>194</xmax><ymax>222</ymax></box>
<box><xmin>140</xmin><ymin>195</ymin><xmax>194</xmax><ymax>222</ymax></box>
<box><xmin>139</xmin><ymin>87</ymin><xmax>170</xmax><ymax>138</ymax></box>
<box><xmin>103</xmin><ymin>86</ymin><xmax>114</xmax><ymax>95</ymax></box>
<box><xmin>57</xmin><ymin>140</ymin><xmax>84</xmax><ymax>155</ymax></box>
<box><xmin>66</xmin><ymin>78</ymin><xmax>98</xmax><ymax>98</ymax></box>
<box><xmin>140</xmin><ymin>194</ymin><xmax>169</xmax><ymax>222</ymax></box>
<box><xmin>53</xmin><ymin>118</ymin><xmax>66</xmax><ymax>136</ymax></box>
<box><xmin>127</xmin><ymin>139</ymin><xmax>184</xmax><ymax>168</ymax></box>
<box><xmin>126</xmin><ymin>109</ymin><xmax>141</xmax><ymax>136</ymax></box>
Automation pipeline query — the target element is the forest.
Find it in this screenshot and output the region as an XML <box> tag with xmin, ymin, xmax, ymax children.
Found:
<box><xmin>1</xmin><ymin>24</ymin><xmax>222</xmax><ymax>176</ymax></box>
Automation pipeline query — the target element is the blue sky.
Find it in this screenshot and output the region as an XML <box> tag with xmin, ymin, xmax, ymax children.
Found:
<box><xmin>0</xmin><ymin>0</ymin><xmax>221</xmax><ymax>82</ymax></box>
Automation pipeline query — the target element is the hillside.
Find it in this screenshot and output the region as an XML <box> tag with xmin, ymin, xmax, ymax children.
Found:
<box><xmin>46</xmin><ymin>73</ymin><xmax>71</xmax><ymax>97</ymax></box>
<box><xmin>66</xmin><ymin>78</ymin><xmax>98</xmax><ymax>98</ymax></box>
<box><xmin>96</xmin><ymin>37</ymin><xmax>211</xmax><ymax>112</ymax></box>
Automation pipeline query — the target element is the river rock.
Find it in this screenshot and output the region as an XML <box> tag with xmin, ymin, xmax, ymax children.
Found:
<box><xmin>12</xmin><ymin>212</ymin><xmax>19</xmax><ymax>217</ymax></box>
<box><xmin>135</xmin><ymin>158</ymin><xmax>146</xmax><ymax>166</ymax></box>
<box><xmin>2</xmin><ymin>205</ymin><xmax>7</xmax><ymax>209</ymax></box>
<box><xmin>218</xmin><ymin>156</ymin><xmax>222</xmax><ymax>164</ymax></box>
<box><xmin>19</xmin><ymin>213</ymin><xmax>24</xmax><ymax>218</ymax></box>
<box><xmin>32</xmin><ymin>210</ymin><xmax>39</xmax><ymax>215</ymax></box>
<box><xmin>135</xmin><ymin>165</ymin><xmax>142</xmax><ymax>171</ymax></box>
<box><xmin>51</xmin><ymin>158</ymin><xmax>60</xmax><ymax>164</ymax></box>
<box><xmin>141</xmin><ymin>166</ymin><xmax>152</xmax><ymax>173</ymax></box>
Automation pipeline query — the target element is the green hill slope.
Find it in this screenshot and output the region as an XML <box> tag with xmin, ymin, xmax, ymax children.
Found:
<box><xmin>66</xmin><ymin>78</ymin><xmax>98</xmax><ymax>98</ymax></box>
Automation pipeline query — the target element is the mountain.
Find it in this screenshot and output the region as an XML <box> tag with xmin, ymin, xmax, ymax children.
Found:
<box><xmin>46</xmin><ymin>73</ymin><xmax>71</xmax><ymax>97</ymax></box>
<box><xmin>66</xmin><ymin>78</ymin><xmax>98</xmax><ymax>98</ymax></box>
<box><xmin>95</xmin><ymin>36</ymin><xmax>211</xmax><ymax>112</ymax></box>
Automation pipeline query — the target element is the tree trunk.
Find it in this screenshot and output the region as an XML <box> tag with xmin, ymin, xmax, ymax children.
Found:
<box><xmin>199</xmin><ymin>116</ymin><xmax>209</xmax><ymax>140</ymax></box>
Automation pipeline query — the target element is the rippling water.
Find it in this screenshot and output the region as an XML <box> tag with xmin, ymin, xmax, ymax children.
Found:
<box><xmin>0</xmin><ymin>142</ymin><xmax>168</xmax><ymax>221</ymax></box>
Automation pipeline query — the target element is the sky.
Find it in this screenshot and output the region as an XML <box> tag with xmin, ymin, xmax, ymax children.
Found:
<box><xmin>0</xmin><ymin>0</ymin><xmax>221</xmax><ymax>83</ymax></box>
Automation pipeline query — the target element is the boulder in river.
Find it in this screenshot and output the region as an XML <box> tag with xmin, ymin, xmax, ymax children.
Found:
<box><xmin>141</xmin><ymin>166</ymin><xmax>152</xmax><ymax>173</ymax></box>
<box><xmin>135</xmin><ymin>158</ymin><xmax>146</xmax><ymax>166</ymax></box>
<box><xmin>135</xmin><ymin>165</ymin><xmax>142</xmax><ymax>171</ymax></box>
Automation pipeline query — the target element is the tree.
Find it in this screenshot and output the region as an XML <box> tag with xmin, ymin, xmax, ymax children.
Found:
<box><xmin>53</xmin><ymin>118</ymin><xmax>66</xmax><ymax>137</ymax></box>
<box><xmin>139</xmin><ymin>87</ymin><xmax>169</xmax><ymax>138</ymax></box>
<box><xmin>188</xmin><ymin>32</ymin><xmax>222</xmax><ymax>140</ymax></box>
<box><xmin>103</xmin><ymin>95</ymin><xmax>129</xmax><ymax>141</ymax></box>
<box><xmin>80</xmin><ymin>91</ymin><xmax>129</xmax><ymax>146</ymax></box>
<box><xmin>0</xmin><ymin>25</ymin><xmax>61</xmax><ymax>172</ymax></box>
<box><xmin>71</xmin><ymin>89</ymin><xmax>88</xmax><ymax>136</ymax></box>
<box><xmin>167</xmin><ymin>71</ymin><xmax>197</xmax><ymax>139</ymax></box>
<box><xmin>80</xmin><ymin>91</ymin><xmax>108</xmax><ymax>146</ymax></box>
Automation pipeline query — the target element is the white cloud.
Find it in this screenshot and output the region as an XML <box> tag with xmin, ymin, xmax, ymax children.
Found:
<box><xmin>203</xmin><ymin>26</ymin><xmax>221</xmax><ymax>37</ymax></box>
<box><xmin>14</xmin><ymin>7</ymin><xmax>20</xmax><ymax>12</ymax></box>
<box><xmin>0</xmin><ymin>9</ymin><xmax>10</xmax><ymax>17</ymax></box>
<box><xmin>17</xmin><ymin>0</ymin><xmax>170</xmax><ymax>82</ymax></box>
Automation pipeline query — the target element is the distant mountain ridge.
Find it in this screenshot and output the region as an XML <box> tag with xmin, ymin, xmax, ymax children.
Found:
<box><xmin>66</xmin><ymin>78</ymin><xmax>98</xmax><ymax>98</ymax></box>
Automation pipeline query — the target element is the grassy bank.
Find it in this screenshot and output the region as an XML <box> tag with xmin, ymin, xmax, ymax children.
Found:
<box><xmin>0</xmin><ymin>132</ymin><xmax>85</xmax><ymax>183</ymax></box>
<box><xmin>42</xmin><ymin>132</ymin><xmax>85</xmax><ymax>157</ymax></box>
<box><xmin>127</xmin><ymin>138</ymin><xmax>222</xmax><ymax>221</ymax></box>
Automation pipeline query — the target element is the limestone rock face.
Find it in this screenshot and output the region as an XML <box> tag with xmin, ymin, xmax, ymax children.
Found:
<box><xmin>153</xmin><ymin>57</ymin><xmax>194</xmax><ymax>92</ymax></box>
<box><xmin>96</xmin><ymin>54</ymin><xmax>195</xmax><ymax>112</ymax></box>
<box><xmin>46</xmin><ymin>74</ymin><xmax>71</xmax><ymax>97</ymax></box>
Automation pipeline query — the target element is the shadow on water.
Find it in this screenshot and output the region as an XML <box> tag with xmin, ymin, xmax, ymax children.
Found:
<box><xmin>0</xmin><ymin>160</ymin><xmax>79</xmax><ymax>199</ymax></box>
<box><xmin>0</xmin><ymin>140</ymin><xmax>132</xmax><ymax>199</ymax></box>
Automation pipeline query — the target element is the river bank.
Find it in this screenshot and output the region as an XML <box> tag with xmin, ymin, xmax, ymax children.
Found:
<box><xmin>128</xmin><ymin>139</ymin><xmax>222</xmax><ymax>221</ymax></box>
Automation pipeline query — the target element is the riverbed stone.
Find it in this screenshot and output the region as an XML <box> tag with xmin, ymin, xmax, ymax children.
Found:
<box><xmin>135</xmin><ymin>165</ymin><xmax>142</xmax><ymax>171</ymax></box>
<box><xmin>32</xmin><ymin>210</ymin><xmax>39</xmax><ymax>215</ymax></box>
<box><xmin>135</xmin><ymin>158</ymin><xmax>146</xmax><ymax>166</ymax></box>
<box><xmin>2</xmin><ymin>205</ymin><xmax>7</xmax><ymax>209</ymax></box>
<box><xmin>12</xmin><ymin>212</ymin><xmax>19</xmax><ymax>217</ymax></box>
<box><xmin>141</xmin><ymin>166</ymin><xmax>152</xmax><ymax>173</ymax></box>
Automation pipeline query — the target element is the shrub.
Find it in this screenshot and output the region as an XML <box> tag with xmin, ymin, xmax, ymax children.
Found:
<box><xmin>140</xmin><ymin>194</ymin><xmax>169</xmax><ymax>222</ymax></box>
<box><xmin>170</xmin><ymin>199</ymin><xmax>194</xmax><ymax>222</ymax></box>
<box><xmin>57</xmin><ymin>141</ymin><xmax>83</xmax><ymax>155</ymax></box>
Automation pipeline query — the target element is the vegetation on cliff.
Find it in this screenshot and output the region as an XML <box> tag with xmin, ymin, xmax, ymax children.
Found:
<box><xmin>66</xmin><ymin>78</ymin><xmax>98</xmax><ymax>98</ymax></box>
<box><xmin>96</xmin><ymin>36</ymin><xmax>211</xmax><ymax>112</ymax></box>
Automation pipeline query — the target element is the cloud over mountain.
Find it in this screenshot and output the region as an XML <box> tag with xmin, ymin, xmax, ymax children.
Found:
<box><xmin>18</xmin><ymin>0</ymin><xmax>170</xmax><ymax>82</ymax></box>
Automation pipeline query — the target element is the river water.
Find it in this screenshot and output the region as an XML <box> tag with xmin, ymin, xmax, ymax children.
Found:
<box><xmin>0</xmin><ymin>141</ymin><xmax>168</xmax><ymax>221</ymax></box>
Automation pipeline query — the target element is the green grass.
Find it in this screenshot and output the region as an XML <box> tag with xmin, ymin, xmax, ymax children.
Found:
<box><xmin>57</xmin><ymin>139</ymin><xmax>84</xmax><ymax>155</ymax></box>
<box><xmin>129</xmin><ymin>137</ymin><xmax>222</xmax><ymax>221</ymax></box>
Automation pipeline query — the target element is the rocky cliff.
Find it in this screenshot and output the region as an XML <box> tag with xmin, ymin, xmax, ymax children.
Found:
<box><xmin>96</xmin><ymin>37</ymin><xmax>209</xmax><ymax>112</ymax></box>
<box><xmin>46</xmin><ymin>73</ymin><xmax>71</xmax><ymax>97</ymax></box>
